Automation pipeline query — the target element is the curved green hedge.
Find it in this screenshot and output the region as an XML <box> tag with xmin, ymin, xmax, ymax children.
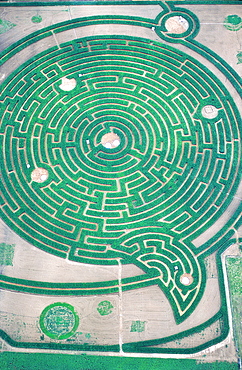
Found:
<box><xmin>0</xmin><ymin>3</ymin><xmax>241</xmax><ymax>353</ymax></box>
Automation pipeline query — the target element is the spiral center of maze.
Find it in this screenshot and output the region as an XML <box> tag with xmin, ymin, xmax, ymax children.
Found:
<box><xmin>101</xmin><ymin>132</ymin><xmax>121</xmax><ymax>149</ymax></box>
<box><xmin>0</xmin><ymin>35</ymin><xmax>240</xmax><ymax>321</ymax></box>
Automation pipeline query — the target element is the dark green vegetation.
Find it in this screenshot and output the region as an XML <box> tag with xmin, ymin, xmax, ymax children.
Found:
<box><xmin>226</xmin><ymin>257</ymin><xmax>242</xmax><ymax>357</ymax></box>
<box><xmin>0</xmin><ymin>0</ymin><xmax>241</xmax><ymax>354</ymax></box>
<box><xmin>31</xmin><ymin>15</ymin><xmax>42</xmax><ymax>24</ymax></box>
<box><xmin>0</xmin><ymin>35</ymin><xmax>241</xmax><ymax>323</ymax></box>
<box><xmin>0</xmin><ymin>352</ymin><xmax>239</xmax><ymax>370</ymax></box>
<box><xmin>0</xmin><ymin>18</ymin><xmax>16</xmax><ymax>35</ymax></box>
<box><xmin>223</xmin><ymin>15</ymin><xmax>242</xmax><ymax>31</ymax></box>
<box><xmin>0</xmin><ymin>243</ymin><xmax>15</xmax><ymax>266</ymax></box>
<box><xmin>39</xmin><ymin>302</ymin><xmax>80</xmax><ymax>340</ymax></box>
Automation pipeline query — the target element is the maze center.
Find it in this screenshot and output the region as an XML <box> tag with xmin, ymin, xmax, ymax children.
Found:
<box><xmin>1</xmin><ymin>36</ymin><xmax>240</xmax><ymax>265</ymax></box>
<box><xmin>101</xmin><ymin>132</ymin><xmax>121</xmax><ymax>149</ymax></box>
<box><xmin>0</xmin><ymin>1</ymin><xmax>241</xmax><ymax>356</ymax></box>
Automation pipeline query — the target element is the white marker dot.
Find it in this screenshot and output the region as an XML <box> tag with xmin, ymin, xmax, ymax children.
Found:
<box><xmin>105</xmin><ymin>142</ymin><xmax>112</xmax><ymax>149</ymax></box>
<box><xmin>181</xmin><ymin>276</ymin><xmax>190</xmax><ymax>285</ymax></box>
<box><xmin>113</xmin><ymin>139</ymin><xmax>120</xmax><ymax>147</ymax></box>
<box><xmin>40</xmin><ymin>174</ymin><xmax>48</xmax><ymax>181</ymax></box>
<box><xmin>202</xmin><ymin>105</ymin><xmax>218</xmax><ymax>119</ymax></box>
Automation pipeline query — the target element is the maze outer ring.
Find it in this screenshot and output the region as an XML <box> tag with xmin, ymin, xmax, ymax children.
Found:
<box><xmin>0</xmin><ymin>35</ymin><xmax>241</xmax><ymax>267</ymax></box>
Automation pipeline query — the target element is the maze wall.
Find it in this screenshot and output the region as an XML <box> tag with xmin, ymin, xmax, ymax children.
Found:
<box><xmin>0</xmin><ymin>1</ymin><xmax>241</xmax><ymax>354</ymax></box>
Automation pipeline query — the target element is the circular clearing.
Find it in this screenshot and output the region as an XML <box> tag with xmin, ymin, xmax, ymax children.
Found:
<box><xmin>180</xmin><ymin>273</ymin><xmax>194</xmax><ymax>286</ymax></box>
<box><xmin>31</xmin><ymin>168</ymin><xmax>48</xmax><ymax>183</ymax></box>
<box><xmin>59</xmin><ymin>77</ymin><xmax>77</xmax><ymax>91</ymax></box>
<box><xmin>201</xmin><ymin>105</ymin><xmax>218</xmax><ymax>119</ymax></box>
<box><xmin>101</xmin><ymin>132</ymin><xmax>121</xmax><ymax>149</ymax></box>
<box><xmin>165</xmin><ymin>16</ymin><xmax>189</xmax><ymax>34</ymax></box>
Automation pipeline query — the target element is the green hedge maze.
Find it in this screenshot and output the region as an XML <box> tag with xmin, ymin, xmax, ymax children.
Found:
<box><xmin>39</xmin><ymin>302</ymin><xmax>80</xmax><ymax>340</ymax></box>
<box><xmin>0</xmin><ymin>1</ymin><xmax>241</xmax><ymax>353</ymax></box>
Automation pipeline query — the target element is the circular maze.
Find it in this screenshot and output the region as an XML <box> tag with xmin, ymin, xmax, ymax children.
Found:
<box><xmin>39</xmin><ymin>302</ymin><xmax>79</xmax><ymax>340</ymax></box>
<box><xmin>0</xmin><ymin>35</ymin><xmax>241</xmax><ymax>321</ymax></box>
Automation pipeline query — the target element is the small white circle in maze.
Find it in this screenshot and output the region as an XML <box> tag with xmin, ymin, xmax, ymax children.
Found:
<box><xmin>180</xmin><ymin>273</ymin><xmax>194</xmax><ymax>286</ymax></box>
<box><xmin>201</xmin><ymin>105</ymin><xmax>218</xmax><ymax>119</ymax></box>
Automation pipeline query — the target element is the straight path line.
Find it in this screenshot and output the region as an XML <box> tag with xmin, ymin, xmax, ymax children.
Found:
<box><xmin>118</xmin><ymin>258</ymin><xmax>124</xmax><ymax>355</ymax></box>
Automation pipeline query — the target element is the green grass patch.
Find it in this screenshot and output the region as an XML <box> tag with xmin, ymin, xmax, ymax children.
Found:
<box><xmin>0</xmin><ymin>243</ymin><xmax>15</xmax><ymax>266</ymax></box>
<box><xmin>226</xmin><ymin>256</ymin><xmax>242</xmax><ymax>357</ymax></box>
<box><xmin>0</xmin><ymin>352</ymin><xmax>239</xmax><ymax>370</ymax></box>
<box><xmin>226</xmin><ymin>257</ymin><xmax>242</xmax><ymax>295</ymax></box>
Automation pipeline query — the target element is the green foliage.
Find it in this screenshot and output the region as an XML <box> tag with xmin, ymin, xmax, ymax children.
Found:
<box><xmin>0</xmin><ymin>2</ymin><xmax>241</xmax><ymax>355</ymax></box>
<box><xmin>39</xmin><ymin>302</ymin><xmax>80</xmax><ymax>340</ymax></box>
<box><xmin>226</xmin><ymin>257</ymin><xmax>242</xmax><ymax>295</ymax></box>
<box><xmin>224</xmin><ymin>15</ymin><xmax>242</xmax><ymax>31</ymax></box>
<box><xmin>31</xmin><ymin>15</ymin><xmax>42</xmax><ymax>24</ymax></box>
<box><xmin>0</xmin><ymin>243</ymin><xmax>15</xmax><ymax>266</ymax></box>
<box><xmin>0</xmin><ymin>18</ymin><xmax>16</xmax><ymax>35</ymax></box>
<box><xmin>0</xmin><ymin>352</ymin><xmax>238</xmax><ymax>370</ymax></box>
<box><xmin>237</xmin><ymin>51</ymin><xmax>242</xmax><ymax>64</ymax></box>
<box><xmin>226</xmin><ymin>256</ymin><xmax>242</xmax><ymax>357</ymax></box>
<box><xmin>130</xmin><ymin>320</ymin><xmax>146</xmax><ymax>332</ymax></box>
<box><xmin>1</xmin><ymin>34</ymin><xmax>240</xmax><ymax>328</ymax></box>
<box><xmin>97</xmin><ymin>300</ymin><xmax>113</xmax><ymax>316</ymax></box>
